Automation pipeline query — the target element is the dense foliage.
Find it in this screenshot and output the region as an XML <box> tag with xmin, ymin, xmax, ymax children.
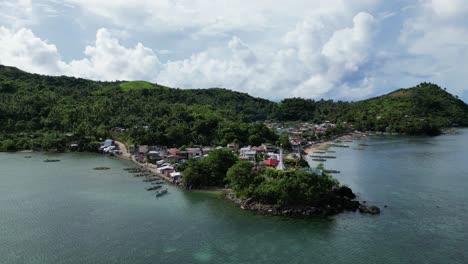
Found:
<box><xmin>273</xmin><ymin>83</ymin><xmax>468</xmax><ymax>135</ymax></box>
<box><xmin>0</xmin><ymin>65</ymin><xmax>277</xmax><ymax>151</ymax></box>
<box><xmin>226</xmin><ymin>163</ymin><xmax>340</xmax><ymax>206</ymax></box>
<box><xmin>181</xmin><ymin>149</ymin><xmax>237</xmax><ymax>187</ymax></box>
<box><xmin>1</xmin><ymin>65</ymin><xmax>467</xmax><ymax>151</ymax></box>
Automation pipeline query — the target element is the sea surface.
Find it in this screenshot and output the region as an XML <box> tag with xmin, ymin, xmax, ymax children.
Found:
<box><xmin>1</xmin><ymin>130</ymin><xmax>467</xmax><ymax>264</ymax></box>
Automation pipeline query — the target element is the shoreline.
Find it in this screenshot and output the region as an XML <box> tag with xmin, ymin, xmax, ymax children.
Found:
<box><xmin>303</xmin><ymin>131</ymin><xmax>370</xmax><ymax>154</ymax></box>
<box><xmin>224</xmin><ymin>189</ymin><xmax>381</xmax><ymax>217</ymax></box>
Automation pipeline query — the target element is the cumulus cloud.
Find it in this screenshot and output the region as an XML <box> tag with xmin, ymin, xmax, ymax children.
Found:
<box><xmin>65</xmin><ymin>29</ymin><xmax>162</xmax><ymax>81</ymax></box>
<box><xmin>0</xmin><ymin>9</ymin><xmax>378</xmax><ymax>100</ymax></box>
<box><xmin>0</xmin><ymin>27</ymin><xmax>162</xmax><ymax>82</ymax></box>
<box><xmin>0</xmin><ymin>26</ymin><xmax>64</xmax><ymax>74</ymax></box>
<box><xmin>396</xmin><ymin>0</ymin><xmax>468</xmax><ymax>95</ymax></box>
<box><xmin>1</xmin><ymin>0</ymin><xmax>467</xmax><ymax>100</ymax></box>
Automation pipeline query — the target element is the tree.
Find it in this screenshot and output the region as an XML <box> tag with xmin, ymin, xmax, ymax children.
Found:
<box><xmin>226</xmin><ymin>161</ymin><xmax>259</xmax><ymax>198</ymax></box>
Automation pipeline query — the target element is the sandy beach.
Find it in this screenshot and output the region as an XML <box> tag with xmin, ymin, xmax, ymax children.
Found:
<box><xmin>303</xmin><ymin>132</ymin><xmax>364</xmax><ymax>154</ymax></box>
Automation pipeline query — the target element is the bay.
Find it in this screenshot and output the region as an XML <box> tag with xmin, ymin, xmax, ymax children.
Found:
<box><xmin>1</xmin><ymin>130</ymin><xmax>467</xmax><ymax>263</ymax></box>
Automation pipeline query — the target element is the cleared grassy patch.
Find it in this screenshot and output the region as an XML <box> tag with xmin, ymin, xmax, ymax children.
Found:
<box><xmin>120</xmin><ymin>81</ymin><xmax>156</xmax><ymax>91</ymax></box>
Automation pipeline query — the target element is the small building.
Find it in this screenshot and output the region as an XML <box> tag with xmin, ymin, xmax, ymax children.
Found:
<box><xmin>158</xmin><ymin>165</ymin><xmax>175</xmax><ymax>177</ymax></box>
<box><xmin>138</xmin><ymin>145</ymin><xmax>149</xmax><ymax>154</ymax></box>
<box><xmin>147</xmin><ymin>151</ymin><xmax>163</xmax><ymax>162</ymax></box>
<box><xmin>186</xmin><ymin>148</ymin><xmax>202</xmax><ymax>158</ymax></box>
<box><xmin>104</xmin><ymin>139</ymin><xmax>114</xmax><ymax>147</ymax></box>
<box><xmin>170</xmin><ymin>172</ymin><xmax>182</xmax><ymax>181</ymax></box>
<box><xmin>202</xmin><ymin>147</ymin><xmax>212</xmax><ymax>155</ymax></box>
<box><xmin>261</xmin><ymin>143</ymin><xmax>277</xmax><ymax>153</ymax></box>
<box><xmin>227</xmin><ymin>143</ymin><xmax>239</xmax><ymax>151</ymax></box>
<box><xmin>264</xmin><ymin>158</ymin><xmax>279</xmax><ymax>167</ymax></box>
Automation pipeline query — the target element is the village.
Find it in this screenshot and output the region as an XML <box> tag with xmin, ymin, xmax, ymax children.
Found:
<box><xmin>98</xmin><ymin>120</ymin><xmax>350</xmax><ymax>186</ymax></box>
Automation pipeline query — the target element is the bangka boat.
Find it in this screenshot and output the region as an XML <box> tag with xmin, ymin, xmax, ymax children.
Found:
<box><xmin>312</xmin><ymin>158</ymin><xmax>327</xmax><ymax>162</ymax></box>
<box><xmin>44</xmin><ymin>159</ymin><xmax>60</xmax><ymax>162</ymax></box>
<box><xmin>145</xmin><ymin>185</ymin><xmax>163</xmax><ymax>191</ymax></box>
<box><xmin>155</xmin><ymin>189</ymin><xmax>168</xmax><ymax>197</ymax></box>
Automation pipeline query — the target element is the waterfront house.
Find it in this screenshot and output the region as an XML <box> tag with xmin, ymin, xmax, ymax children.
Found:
<box><xmin>158</xmin><ymin>165</ymin><xmax>175</xmax><ymax>177</ymax></box>
<box><xmin>138</xmin><ymin>145</ymin><xmax>149</xmax><ymax>154</ymax></box>
<box><xmin>104</xmin><ymin>139</ymin><xmax>114</xmax><ymax>147</ymax></box>
<box><xmin>170</xmin><ymin>172</ymin><xmax>182</xmax><ymax>181</ymax></box>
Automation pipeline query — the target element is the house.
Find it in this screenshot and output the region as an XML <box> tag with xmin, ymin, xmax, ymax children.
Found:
<box><xmin>251</xmin><ymin>146</ymin><xmax>264</xmax><ymax>152</ymax></box>
<box><xmin>261</xmin><ymin>143</ymin><xmax>277</xmax><ymax>153</ymax></box>
<box><xmin>240</xmin><ymin>146</ymin><xmax>257</xmax><ymax>161</ymax></box>
<box><xmin>168</xmin><ymin>148</ymin><xmax>179</xmax><ymax>156</ymax></box>
<box><xmin>264</xmin><ymin>158</ymin><xmax>279</xmax><ymax>167</ymax></box>
<box><xmin>227</xmin><ymin>143</ymin><xmax>239</xmax><ymax>151</ymax></box>
<box><xmin>202</xmin><ymin>147</ymin><xmax>212</xmax><ymax>155</ymax></box>
<box><xmin>147</xmin><ymin>151</ymin><xmax>163</xmax><ymax>162</ymax></box>
<box><xmin>149</xmin><ymin>145</ymin><xmax>168</xmax><ymax>155</ymax></box>
<box><xmin>104</xmin><ymin>139</ymin><xmax>114</xmax><ymax>147</ymax></box>
<box><xmin>135</xmin><ymin>153</ymin><xmax>145</xmax><ymax>163</ymax></box>
<box><xmin>138</xmin><ymin>145</ymin><xmax>149</xmax><ymax>154</ymax></box>
<box><xmin>158</xmin><ymin>165</ymin><xmax>175</xmax><ymax>177</ymax></box>
<box><xmin>186</xmin><ymin>148</ymin><xmax>202</xmax><ymax>158</ymax></box>
<box><xmin>170</xmin><ymin>172</ymin><xmax>182</xmax><ymax>181</ymax></box>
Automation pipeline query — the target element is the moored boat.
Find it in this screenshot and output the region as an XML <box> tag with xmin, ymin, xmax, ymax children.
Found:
<box><xmin>155</xmin><ymin>189</ymin><xmax>168</xmax><ymax>197</ymax></box>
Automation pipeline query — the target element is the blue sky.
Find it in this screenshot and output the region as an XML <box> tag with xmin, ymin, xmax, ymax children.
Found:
<box><xmin>1</xmin><ymin>0</ymin><xmax>467</xmax><ymax>102</ymax></box>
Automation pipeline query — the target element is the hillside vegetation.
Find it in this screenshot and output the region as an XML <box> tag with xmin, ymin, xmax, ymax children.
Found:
<box><xmin>0</xmin><ymin>65</ymin><xmax>467</xmax><ymax>151</ymax></box>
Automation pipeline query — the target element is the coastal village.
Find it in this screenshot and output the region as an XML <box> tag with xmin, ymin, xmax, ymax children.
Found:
<box><xmin>101</xmin><ymin>120</ymin><xmax>370</xmax><ymax>185</ymax></box>
<box><xmin>97</xmin><ymin>121</ymin><xmax>381</xmax><ymax>215</ymax></box>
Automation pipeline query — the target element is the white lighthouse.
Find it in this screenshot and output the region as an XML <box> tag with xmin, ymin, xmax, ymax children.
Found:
<box><xmin>276</xmin><ymin>145</ymin><xmax>286</xmax><ymax>171</ymax></box>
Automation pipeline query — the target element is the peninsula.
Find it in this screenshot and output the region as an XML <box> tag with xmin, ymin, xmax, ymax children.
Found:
<box><xmin>1</xmin><ymin>65</ymin><xmax>467</xmax><ymax>217</ymax></box>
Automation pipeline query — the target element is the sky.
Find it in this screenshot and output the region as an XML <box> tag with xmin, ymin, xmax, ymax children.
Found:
<box><xmin>0</xmin><ymin>0</ymin><xmax>467</xmax><ymax>101</ymax></box>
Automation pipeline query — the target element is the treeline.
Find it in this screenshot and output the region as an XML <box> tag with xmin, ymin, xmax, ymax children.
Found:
<box><xmin>273</xmin><ymin>83</ymin><xmax>468</xmax><ymax>135</ymax></box>
<box><xmin>1</xmin><ymin>65</ymin><xmax>467</xmax><ymax>151</ymax></box>
<box><xmin>0</xmin><ymin>65</ymin><xmax>278</xmax><ymax>151</ymax></box>
<box><xmin>177</xmin><ymin>149</ymin><xmax>339</xmax><ymax>206</ymax></box>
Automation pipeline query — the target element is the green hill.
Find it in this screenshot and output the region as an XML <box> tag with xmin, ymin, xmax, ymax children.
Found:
<box><xmin>273</xmin><ymin>83</ymin><xmax>468</xmax><ymax>135</ymax></box>
<box><xmin>0</xmin><ymin>65</ymin><xmax>467</xmax><ymax>151</ymax></box>
<box><xmin>347</xmin><ymin>83</ymin><xmax>468</xmax><ymax>134</ymax></box>
<box><xmin>0</xmin><ymin>65</ymin><xmax>277</xmax><ymax>151</ymax></box>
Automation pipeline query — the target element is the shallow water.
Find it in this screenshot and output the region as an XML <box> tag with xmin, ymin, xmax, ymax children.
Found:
<box><xmin>1</xmin><ymin>130</ymin><xmax>467</xmax><ymax>263</ymax></box>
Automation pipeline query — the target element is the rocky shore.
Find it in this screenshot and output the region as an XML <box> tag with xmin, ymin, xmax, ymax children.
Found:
<box><xmin>224</xmin><ymin>186</ymin><xmax>380</xmax><ymax>217</ymax></box>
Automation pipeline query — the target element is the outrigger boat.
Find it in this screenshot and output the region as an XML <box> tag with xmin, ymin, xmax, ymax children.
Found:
<box><xmin>145</xmin><ymin>185</ymin><xmax>163</xmax><ymax>191</ymax></box>
<box><xmin>155</xmin><ymin>189</ymin><xmax>168</xmax><ymax>197</ymax></box>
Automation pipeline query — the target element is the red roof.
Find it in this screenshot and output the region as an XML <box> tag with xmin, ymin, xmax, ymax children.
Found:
<box><xmin>264</xmin><ymin>158</ymin><xmax>279</xmax><ymax>166</ymax></box>
<box><xmin>168</xmin><ymin>148</ymin><xmax>179</xmax><ymax>155</ymax></box>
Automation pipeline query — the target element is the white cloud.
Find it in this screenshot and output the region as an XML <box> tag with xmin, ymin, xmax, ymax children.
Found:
<box><xmin>0</xmin><ymin>27</ymin><xmax>162</xmax><ymax>82</ymax></box>
<box><xmin>65</xmin><ymin>29</ymin><xmax>162</xmax><ymax>81</ymax></box>
<box><xmin>0</xmin><ymin>0</ymin><xmax>33</xmax><ymax>28</ymax></box>
<box><xmin>396</xmin><ymin>0</ymin><xmax>468</xmax><ymax>95</ymax></box>
<box><xmin>2</xmin><ymin>0</ymin><xmax>468</xmax><ymax>101</ymax></box>
<box><xmin>158</xmin><ymin>11</ymin><xmax>377</xmax><ymax>99</ymax></box>
<box><xmin>0</xmin><ymin>7</ymin><xmax>378</xmax><ymax>100</ymax></box>
<box><xmin>0</xmin><ymin>26</ymin><xmax>64</xmax><ymax>74</ymax></box>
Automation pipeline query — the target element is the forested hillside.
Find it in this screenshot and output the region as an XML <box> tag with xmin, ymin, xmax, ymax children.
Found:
<box><xmin>1</xmin><ymin>65</ymin><xmax>467</xmax><ymax>151</ymax></box>
<box><xmin>0</xmin><ymin>65</ymin><xmax>277</xmax><ymax>151</ymax></box>
<box><xmin>273</xmin><ymin>83</ymin><xmax>468</xmax><ymax>135</ymax></box>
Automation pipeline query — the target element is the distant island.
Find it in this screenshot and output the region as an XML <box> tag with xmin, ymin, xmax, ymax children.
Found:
<box><xmin>1</xmin><ymin>64</ymin><xmax>467</xmax><ymax>217</ymax></box>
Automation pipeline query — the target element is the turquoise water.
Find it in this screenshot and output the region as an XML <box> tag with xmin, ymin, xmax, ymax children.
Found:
<box><xmin>1</xmin><ymin>130</ymin><xmax>468</xmax><ymax>264</ymax></box>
